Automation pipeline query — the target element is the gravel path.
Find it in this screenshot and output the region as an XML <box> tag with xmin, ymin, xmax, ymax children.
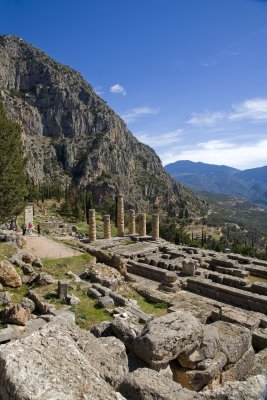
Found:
<box><xmin>24</xmin><ymin>235</ymin><xmax>83</xmax><ymax>259</ymax></box>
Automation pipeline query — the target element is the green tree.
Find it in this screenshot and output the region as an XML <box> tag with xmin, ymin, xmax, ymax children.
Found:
<box><xmin>0</xmin><ymin>102</ymin><xmax>27</xmax><ymax>223</ymax></box>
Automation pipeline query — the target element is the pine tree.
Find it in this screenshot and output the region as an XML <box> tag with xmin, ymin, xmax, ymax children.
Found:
<box><xmin>0</xmin><ymin>102</ymin><xmax>27</xmax><ymax>223</ymax></box>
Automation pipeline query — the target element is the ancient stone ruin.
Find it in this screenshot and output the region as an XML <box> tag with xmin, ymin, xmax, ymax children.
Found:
<box><xmin>0</xmin><ymin>194</ymin><xmax>267</xmax><ymax>399</ymax></box>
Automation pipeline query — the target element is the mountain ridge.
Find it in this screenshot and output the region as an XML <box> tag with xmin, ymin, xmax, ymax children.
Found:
<box><xmin>165</xmin><ymin>160</ymin><xmax>267</xmax><ymax>205</ymax></box>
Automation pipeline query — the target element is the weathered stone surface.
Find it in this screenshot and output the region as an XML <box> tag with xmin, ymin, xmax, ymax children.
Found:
<box><xmin>91</xmin><ymin>321</ymin><xmax>113</xmax><ymax>338</ymax></box>
<box><xmin>119</xmin><ymin>368</ymin><xmax>194</xmax><ymax>400</ymax></box>
<box><xmin>221</xmin><ymin>346</ymin><xmax>255</xmax><ymax>383</ymax></box>
<box><xmin>0</xmin><ymin>304</ymin><xmax>31</xmax><ymax>326</ymax></box>
<box><xmin>183</xmin><ymin>259</ymin><xmax>197</xmax><ymax>276</ymax></box>
<box><xmin>57</xmin><ymin>280</ymin><xmax>68</xmax><ymax>299</ymax></box>
<box><xmin>211</xmin><ymin>306</ymin><xmax>260</xmax><ymax>330</ymax></box>
<box><xmin>212</xmin><ymin>321</ymin><xmax>251</xmax><ymax>363</ymax></box>
<box><xmin>178</xmin><ymin>349</ymin><xmax>205</xmax><ymax>369</ymax></box>
<box><xmin>29</xmin><ymin>290</ymin><xmax>55</xmax><ymax>314</ymax></box>
<box><xmin>87</xmin><ymin>287</ymin><xmax>102</xmax><ymax>299</ymax></box>
<box><xmin>252</xmin><ymin>328</ymin><xmax>267</xmax><ymax>351</ymax></box>
<box><xmin>0</xmin><ymin>260</ymin><xmax>22</xmax><ymax>287</ymax></box>
<box><xmin>0</xmin><ymin>324</ymin><xmax>25</xmax><ymax>343</ymax></box>
<box><xmin>173</xmin><ymin>352</ymin><xmax>227</xmax><ymax>391</ymax></box>
<box><xmin>200</xmin><ymin>325</ymin><xmax>220</xmax><ymax>359</ymax></box>
<box><xmin>0</xmin><ymin>291</ymin><xmax>11</xmax><ymax>306</ymax></box>
<box><xmin>98</xmin><ymin>295</ymin><xmax>114</xmax><ymax>308</ymax></box>
<box><xmin>0</xmin><ymin>315</ymin><xmax>122</xmax><ymax>399</ymax></box>
<box><xmin>199</xmin><ymin>374</ymin><xmax>267</xmax><ymax>400</ymax></box>
<box><xmin>32</xmin><ymin>257</ymin><xmax>43</xmax><ymax>269</ymax></box>
<box><xmin>20</xmin><ymin>297</ymin><xmax>35</xmax><ymax>313</ymax></box>
<box><xmin>66</xmin><ymin>293</ymin><xmax>81</xmax><ymax>305</ymax></box>
<box><xmin>34</xmin><ymin>272</ymin><xmax>54</xmax><ymax>286</ymax></box>
<box><xmin>81</xmin><ymin>262</ymin><xmax>123</xmax><ymax>290</ymax></box>
<box><xmin>133</xmin><ymin>311</ymin><xmax>203</xmax><ymax>366</ymax></box>
<box><xmin>112</xmin><ymin>316</ymin><xmax>143</xmax><ymax>350</ymax></box>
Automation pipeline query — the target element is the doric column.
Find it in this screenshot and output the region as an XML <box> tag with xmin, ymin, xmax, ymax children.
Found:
<box><xmin>128</xmin><ymin>209</ymin><xmax>136</xmax><ymax>235</ymax></box>
<box><xmin>152</xmin><ymin>213</ymin><xmax>160</xmax><ymax>239</ymax></box>
<box><xmin>138</xmin><ymin>213</ymin><xmax>146</xmax><ymax>236</ymax></box>
<box><xmin>117</xmin><ymin>194</ymin><xmax>125</xmax><ymax>237</ymax></box>
<box><xmin>103</xmin><ymin>214</ymin><xmax>111</xmax><ymax>239</ymax></box>
<box><xmin>88</xmin><ymin>209</ymin><xmax>97</xmax><ymax>241</ymax></box>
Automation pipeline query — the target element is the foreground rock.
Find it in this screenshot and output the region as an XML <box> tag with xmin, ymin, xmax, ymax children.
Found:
<box><xmin>133</xmin><ymin>311</ymin><xmax>203</xmax><ymax>366</ymax></box>
<box><xmin>0</xmin><ymin>314</ymin><xmax>127</xmax><ymax>399</ymax></box>
<box><xmin>119</xmin><ymin>368</ymin><xmax>193</xmax><ymax>400</ymax></box>
<box><xmin>0</xmin><ymin>260</ymin><xmax>22</xmax><ymax>287</ymax></box>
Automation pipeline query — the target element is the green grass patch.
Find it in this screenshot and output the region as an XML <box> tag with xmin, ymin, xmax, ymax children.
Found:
<box><xmin>246</xmin><ymin>275</ymin><xmax>267</xmax><ymax>283</ymax></box>
<box><xmin>121</xmin><ymin>286</ymin><xmax>169</xmax><ymax>317</ymax></box>
<box><xmin>0</xmin><ymin>242</ymin><xmax>17</xmax><ymax>261</ymax></box>
<box><xmin>5</xmin><ymin>284</ymin><xmax>29</xmax><ymax>304</ymax></box>
<box><xmin>42</xmin><ymin>253</ymin><xmax>93</xmax><ymax>280</ymax></box>
<box><xmin>70</xmin><ymin>290</ymin><xmax>112</xmax><ymax>330</ymax></box>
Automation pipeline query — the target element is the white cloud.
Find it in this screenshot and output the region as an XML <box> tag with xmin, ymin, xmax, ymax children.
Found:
<box><xmin>121</xmin><ymin>106</ymin><xmax>159</xmax><ymax>123</ymax></box>
<box><xmin>187</xmin><ymin>98</ymin><xmax>267</xmax><ymax>127</ymax></box>
<box><xmin>160</xmin><ymin>139</ymin><xmax>267</xmax><ymax>170</ymax></box>
<box><xmin>229</xmin><ymin>98</ymin><xmax>267</xmax><ymax>121</ymax></box>
<box><xmin>187</xmin><ymin>111</ymin><xmax>225</xmax><ymax>126</ymax></box>
<box><xmin>136</xmin><ymin>129</ymin><xmax>183</xmax><ymax>148</ymax></box>
<box><xmin>110</xmin><ymin>84</ymin><xmax>126</xmax><ymax>96</ymax></box>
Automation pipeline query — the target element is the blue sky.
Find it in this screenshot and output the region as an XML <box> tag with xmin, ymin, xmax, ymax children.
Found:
<box><xmin>1</xmin><ymin>0</ymin><xmax>267</xmax><ymax>169</ymax></box>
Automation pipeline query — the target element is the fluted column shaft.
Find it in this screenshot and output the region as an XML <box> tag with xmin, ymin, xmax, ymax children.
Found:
<box><xmin>152</xmin><ymin>214</ymin><xmax>160</xmax><ymax>239</ymax></box>
<box><xmin>138</xmin><ymin>213</ymin><xmax>146</xmax><ymax>236</ymax></box>
<box><xmin>117</xmin><ymin>194</ymin><xmax>125</xmax><ymax>237</ymax></box>
<box><xmin>88</xmin><ymin>209</ymin><xmax>97</xmax><ymax>241</ymax></box>
<box><xmin>103</xmin><ymin>215</ymin><xmax>111</xmax><ymax>239</ymax></box>
<box><xmin>128</xmin><ymin>209</ymin><xmax>136</xmax><ymax>235</ymax></box>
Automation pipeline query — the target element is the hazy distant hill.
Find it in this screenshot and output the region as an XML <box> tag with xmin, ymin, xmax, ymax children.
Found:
<box><xmin>165</xmin><ymin>160</ymin><xmax>267</xmax><ymax>205</ymax></box>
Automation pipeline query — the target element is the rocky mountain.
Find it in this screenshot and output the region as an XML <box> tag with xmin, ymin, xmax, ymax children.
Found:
<box><xmin>165</xmin><ymin>160</ymin><xmax>267</xmax><ymax>205</ymax></box>
<box><xmin>0</xmin><ymin>35</ymin><xmax>204</xmax><ymax>215</ymax></box>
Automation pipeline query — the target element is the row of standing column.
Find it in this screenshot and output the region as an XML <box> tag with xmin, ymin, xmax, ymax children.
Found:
<box><xmin>88</xmin><ymin>195</ymin><xmax>159</xmax><ymax>241</ymax></box>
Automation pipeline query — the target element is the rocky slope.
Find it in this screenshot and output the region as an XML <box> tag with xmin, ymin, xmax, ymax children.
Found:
<box><xmin>0</xmin><ymin>35</ymin><xmax>204</xmax><ymax>216</ymax></box>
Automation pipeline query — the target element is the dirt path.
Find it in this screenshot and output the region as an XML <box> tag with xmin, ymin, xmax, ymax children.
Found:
<box><xmin>23</xmin><ymin>235</ymin><xmax>83</xmax><ymax>260</ymax></box>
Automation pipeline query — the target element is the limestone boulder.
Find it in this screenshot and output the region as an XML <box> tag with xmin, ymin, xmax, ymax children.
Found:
<box><xmin>0</xmin><ymin>260</ymin><xmax>22</xmax><ymax>287</ymax></box>
<box><xmin>173</xmin><ymin>352</ymin><xmax>227</xmax><ymax>391</ymax></box>
<box><xmin>119</xmin><ymin>368</ymin><xmax>195</xmax><ymax>400</ymax></box>
<box><xmin>112</xmin><ymin>316</ymin><xmax>143</xmax><ymax>351</ymax></box>
<box><xmin>221</xmin><ymin>346</ymin><xmax>255</xmax><ymax>383</ymax></box>
<box><xmin>91</xmin><ymin>321</ymin><xmax>113</xmax><ymax>338</ymax></box>
<box><xmin>98</xmin><ymin>295</ymin><xmax>114</xmax><ymax>308</ymax></box>
<box><xmin>32</xmin><ymin>257</ymin><xmax>43</xmax><ymax>269</ymax></box>
<box><xmin>199</xmin><ymin>374</ymin><xmax>266</xmax><ymax>400</ymax></box>
<box><xmin>0</xmin><ymin>315</ymin><xmax>122</xmax><ymax>399</ymax></box>
<box><xmin>133</xmin><ymin>311</ymin><xmax>203</xmax><ymax>366</ymax></box>
<box><xmin>0</xmin><ymin>304</ymin><xmax>31</xmax><ymax>326</ymax></box>
<box><xmin>178</xmin><ymin>325</ymin><xmax>220</xmax><ymax>369</ymax></box>
<box><xmin>20</xmin><ymin>297</ymin><xmax>35</xmax><ymax>313</ymax></box>
<box><xmin>212</xmin><ymin>321</ymin><xmax>251</xmax><ymax>363</ymax></box>
<box><xmin>0</xmin><ymin>291</ymin><xmax>11</xmax><ymax>306</ymax></box>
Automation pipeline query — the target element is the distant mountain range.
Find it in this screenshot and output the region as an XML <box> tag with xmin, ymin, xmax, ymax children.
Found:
<box><xmin>165</xmin><ymin>160</ymin><xmax>267</xmax><ymax>205</ymax></box>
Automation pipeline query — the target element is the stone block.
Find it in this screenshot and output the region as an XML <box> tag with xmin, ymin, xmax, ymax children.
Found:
<box><xmin>212</xmin><ymin>321</ymin><xmax>251</xmax><ymax>364</ymax></box>
<box><xmin>173</xmin><ymin>352</ymin><xmax>227</xmax><ymax>391</ymax></box>
<box><xmin>221</xmin><ymin>346</ymin><xmax>255</xmax><ymax>383</ymax></box>
<box><xmin>133</xmin><ymin>311</ymin><xmax>203</xmax><ymax>366</ymax></box>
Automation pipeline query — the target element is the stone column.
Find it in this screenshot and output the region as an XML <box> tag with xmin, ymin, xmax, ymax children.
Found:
<box><xmin>117</xmin><ymin>194</ymin><xmax>125</xmax><ymax>237</ymax></box>
<box><xmin>103</xmin><ymin>215</ymin><xmax>111</xmax><ymax>239</ymax></box>
<box><xmin>88</xmin><ymin>209</ymin><xmax>97</xmax><ymax>241</ymax></box>
<box><xmin>128</xmin><ymin>209</ymin><xmax>136</xmax><ymax>235</ymax></box>
<box><xmin>57</xmin><ymin>281</ymin><xmax>68</xmax><ymax>299</ymax></box>
<box><xmin>138</xmin><ymin>213</ymin><xmax>146</xmax><ymax>236</ymax></box>
<box><xmin>152</xmin><ymin>213</ymin><xmax>160</xmax><ymax>240</ymax></box>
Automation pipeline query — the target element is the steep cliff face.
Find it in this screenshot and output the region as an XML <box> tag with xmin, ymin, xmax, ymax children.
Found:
<box><xmin>0</xmin><ymin>35</ymin><xmax>204</xmax><ymax>215</ymax></box>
